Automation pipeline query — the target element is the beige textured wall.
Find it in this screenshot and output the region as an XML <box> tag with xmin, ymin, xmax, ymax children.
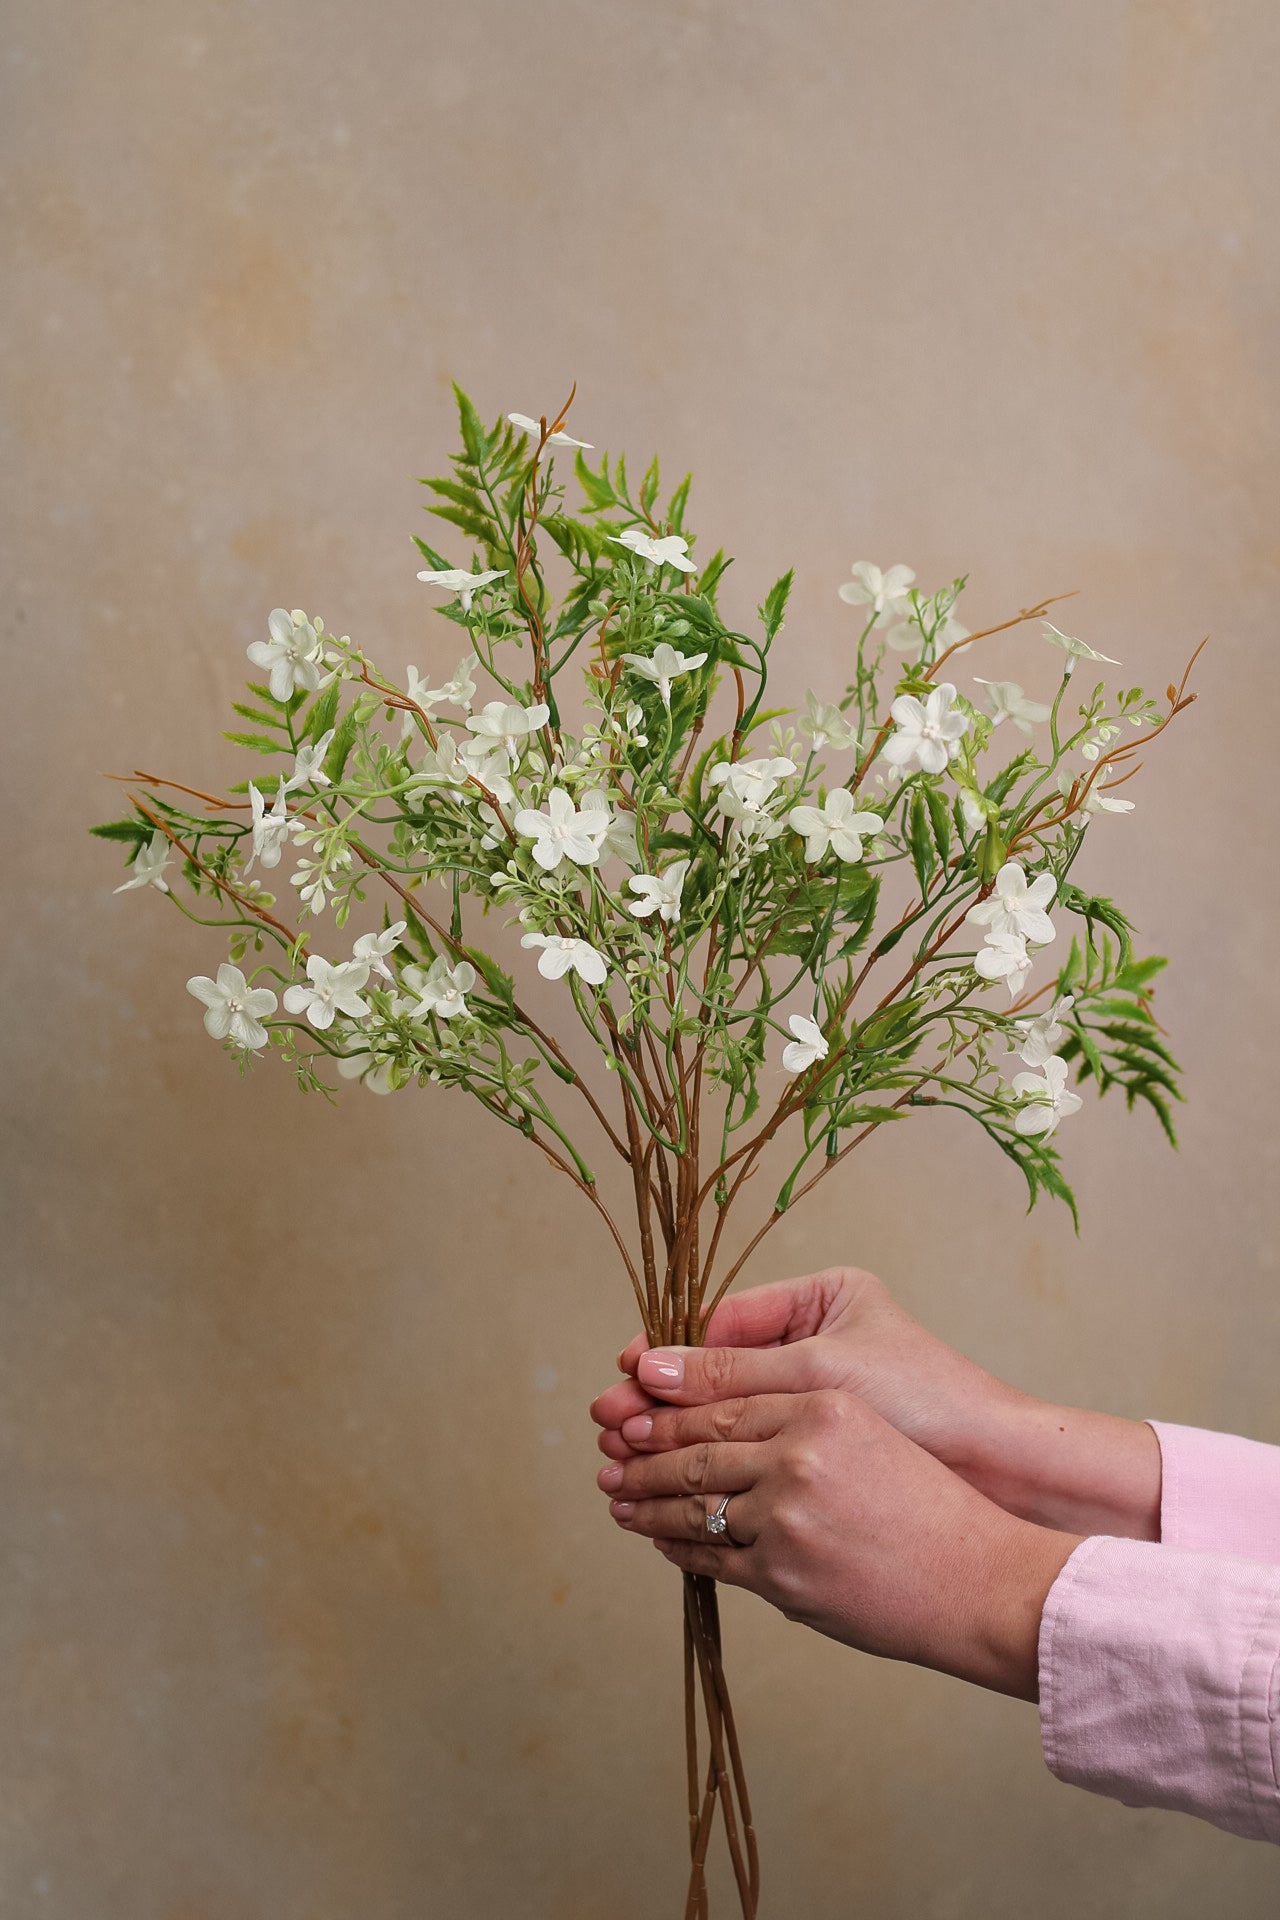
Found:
<box><xmin>4</xmin><ymin>1</ymin><xmax>1280</xmax><ymax>1914</ymax></box>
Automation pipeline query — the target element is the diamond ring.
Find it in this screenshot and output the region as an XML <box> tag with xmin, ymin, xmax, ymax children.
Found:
<box><xmin>705</xmin><ymin>1495</ymin><xmax>733</xmax><ymax>1539</ymax></box>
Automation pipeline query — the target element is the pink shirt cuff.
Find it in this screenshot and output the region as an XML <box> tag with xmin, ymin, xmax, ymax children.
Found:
<box><xmin>1149</xmin><ymin>1421</ymin><xmax>1280</xmax><ymax>1563</ymax></box>
<box><xmin>1039</xmin><ymin>1535</ymin><xmax>1280</xmax><ymax>1843</ymax></box>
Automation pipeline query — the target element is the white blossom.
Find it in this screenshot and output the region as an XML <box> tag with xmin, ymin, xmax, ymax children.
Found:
<box><xmin>337</xmin><ymin>1049</ymin><xmax>397</xmax><ymax>1094</ymax></box>
<box><xmin>885</xmin><ymin>612</ymin><xmax>971</xmax><ymax>659</ymax></box>
<box><xmin>508</xmin><ymin>411</ymin><xmax>593</xmax><ymax>450</ymax></box>
<box><xmin>514</xmin><ymin>787</ymin><xmax>603</xmax><ymax>872</ymax></box>
<box><xmin>781</xmin><ymin>1013</ymin><xmax>829</xmax><ymax>1075</ymax></box>
<box><xmin>114</xmin><ymin>829</ymin><xmax>172</xmax><ymax>894</ymax></box>
<box><xmin>413</xmin><ymin>653</ymin><xmax>479</xmax><ymax>716</ymax></box>
<box><xmin>1012</xmin><ymin>995</ymin><xmax>1075</xmax><ymax>1068</ymax></box>
<box><xmin>457</xmin><ymin>736</ymin><xmax>517</xmax><ymax>804</ymax></box>
<box><xmin>882</xmin><ymin>683</ymin><xmax>969</xmax><ymax>777</ymax></box>
<box><xmin>620</xmin><ymin>640</ymin><xmax>708</xmax><ymax>706</ymax></box>
<box><xmin>352</xmin><ymin>920</ymin><xmax>407</xmax><ymax>982</ymax></box>
<box><xmin>612</xmin><ymin>528</ymin><xmax>697</xmax><ymax>573</ymax></box>
<box><xmin>838</xmin><ymin>562</ymin><xmax>915</xmax><ymax>621</ymax></box>
<box><xmin>798</xmin><ymin>690</ymin><xmax>858</xmax><ymax>753</ymax></box>
<box><xmin>1043</xmin><ymin>622</ymin><xmax>1120</xmax><ymax>673</ymax></box>
<box><xmin>465</xmin><ymin>699</ymin><xmax>550</xmax><ymax>766</ymax></box>
<box><xmin>1059</xmin><ymin>765</ymin><xmax>1135</xmax><ymax>816</ymax></box>
<box><xmin>967</xmin><ymin>861</ymin><xmax>1057</xmax><ymax>945</ymax></box>
<box><xmin>246</xmin><ymin>782</ymin><xmax>292</xmax><ymax>873</ymax></box>
<box><xmin>959</xmin><ymin>790</ymin><xmax>989</xmax><ymax>835</ymax></box>
<box><xmin>282</xmin><ymin>955</ymin><xmax>372</xmax><ymax>1030</ymax></box>
<box><xmin>246</xmin><ymin>609</ymin><xmax>332</xmax><ymax>702</ymax></box>
<box><xmin>629</xmin><ymin>860</ymin><xmax>689</xmax><ymax>923</ymax></box>
<box><xmin>974</xmin><ymin>931</ymin><xmax>1033</xmax><ymax>999</ymax></box>
<box><xmin>406</xmin><ymin>731</ymin><xmax>469</xmax><ymax>790</ymax></box>
<box><xmin>1013</xmin><ymin>1055</ymin><xmax>1083</xmax><ymax>1139</ymax></box>
<box><xmin>788</xmin><ymin>791</ymin><xmax>882</xmax><ymax>863</ymax></box>
<box><xmin>520</xmin><ymin>931</ymin><xmax>609</xmax><ymax>986</ymax></box>
<box><xmin>708</xmin><ymin>757</ymin><xmax>796</xmax><ymax>837</ymax></box>
<box><xmin>283</xmin><ymin>732</ymin><xmax>335</xmax><ymax>792</ymax></box>
<box><xmin>973</xmin><ymin>679</ymin><xmax>1052</xmax><ymax>737</ymax></box>
<box><xmin>416</xmin><ymin>567</ymin><xmax>507</xmax><ymax>613</ymax></box>
<box><xmin>186</xmin><ymin>962</ymin><xmax>278</xmax><ymax>1050</ymax></box>
<box><xmin>580</xmin><ymin>789</ymin><xmax>638</xmax><ymax>864</ymax></box>
<box><xmin>405</xmin><ymin>955</ymin><xmax>476</xmax><ymax>1019</ymax></box>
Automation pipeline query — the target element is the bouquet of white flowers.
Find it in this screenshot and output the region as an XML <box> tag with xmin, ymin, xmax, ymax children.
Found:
<box><xmin>98</xmin><ymin>388</ymin><xmax>1199</xmax><ymax>1916</ymax></box>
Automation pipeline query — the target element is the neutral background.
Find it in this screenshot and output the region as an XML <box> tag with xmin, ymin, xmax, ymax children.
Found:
<box><xmin>4</xmin><ymin>2</ymin><xmax>1279</xmax><ymax>1914</ymax></box>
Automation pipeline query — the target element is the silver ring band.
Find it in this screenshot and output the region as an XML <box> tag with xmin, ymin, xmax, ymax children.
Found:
<box><xmin>705</xmin><ymin>1495</ymin><xmax>733</xmax><ymax>1539</ymax></box>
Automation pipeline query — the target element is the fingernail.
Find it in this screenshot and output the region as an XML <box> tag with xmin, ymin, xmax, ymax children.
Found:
<box><xmin>638</xmin><ymin>1349</ymin><xmax>684</xmax><ymax>1389</ymax></box>
<box><xmin>610</xmin><ymin>1500</ymin><xmax>636</xmax><ymax>1522</ymax></box>
<box><xmin>597</xmin><ymin>1463</ymin><xmax>623</xmax><ymax>1491</ymax></box>
<box><xmin>621</xmin><ymin>1413</ymin><xmax>653</xmax><ymax>1443</ymax></box>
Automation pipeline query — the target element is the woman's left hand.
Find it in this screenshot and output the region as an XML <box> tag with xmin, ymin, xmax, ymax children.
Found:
<box><xmin>595</xmin><ymin>1388</ymin><xmax>1081</xmax><ymax>1701</ymax></box>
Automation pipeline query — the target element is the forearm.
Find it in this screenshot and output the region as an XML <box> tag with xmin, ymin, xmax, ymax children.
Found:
<box><xmin>951</xmin><ymin>1390</ymin><xmax>1162</xmax><ymax>1543</ymax></box>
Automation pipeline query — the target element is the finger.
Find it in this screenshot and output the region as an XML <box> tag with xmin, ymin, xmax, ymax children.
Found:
<box><xmin>703</xmin><ymin>1273</ymin><xmax>836</xmax><ymax>1350</ymax></box>
<box><xmin>635</xmin><ymin>1336</ymin><xmax>828</xmax><ymax>1406</ymax></box>
<box><xmin>617</xmin><ymin>1333</ymin><xmax>648</xmax><ymax>1375</ymax></box>
<box><xmin>598</xmin><ymin>1439</ymin><xmax>767</xmax><ymax>1503</ymax></box>
<box><xmin>620</xmin><ymin>1394</ymin><xmax>792</xmax><ymax>1452</ymax></box>
<box><xmin>653</xmin><ymin>1538</ymin><xmax>751</xmax><ymax>1585</ymax></box>
<box><xmin>610</xmin><ymin>1490</ymin><xmax>759</xmax><ymax>1546</ymax></box>
<box><xmin>589</xmin><ymin>1377</ymin><xmax>657</xmax><ymax>1430</ymax></box>
<box><xmin>596</xmin><ymin>1427</ymin><xmax>635</xmax><ymax>1462</ymax></box>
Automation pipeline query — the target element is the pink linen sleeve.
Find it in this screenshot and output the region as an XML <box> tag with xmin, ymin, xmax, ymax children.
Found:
<box><xmin>1148</xmin><ymin>1421</ymin><xmax>1280</xmax><ymax>1564</ymax></box>
<box><xmin>1038</xmin><ymin>1535</ymin><xmax>1280</xmax><ymax>1843</ymax></box>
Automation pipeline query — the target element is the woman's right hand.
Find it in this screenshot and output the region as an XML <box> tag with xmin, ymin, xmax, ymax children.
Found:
<box><xmin>589</xmin><ymin>1266</ymin><xmax>1162</xmax><ymax>1542</ymax></box>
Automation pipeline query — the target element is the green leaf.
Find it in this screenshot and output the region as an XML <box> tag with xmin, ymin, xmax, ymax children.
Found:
<box><xmin>306</xmin><ymin>682</ymin><xmax>341</xmax><ymax>745</ymax></box>
<box><xmin>667</xmin><ymin>473</ymin><xmax>692</xmax><ymax>530</ymax></box>
<box><xmin>574</xmin><ymin>450</ymin><xmax>617</xmax><ymax>512</ymax></box>
<box><xmin>223</xmin><ymin>731</ymin><xmax>284</xmax><ymax>756</ymax></box>
<box><xmin>412</xmin><ymin>532</ymin><xmax>453</xmax><ymax>571</ymax></box>
<box><xmin>89</xmin><ymin>817</ymin><xmax>151</xmax><ymax>845</ymax></box>
<box><xmin>463</xmin><ymin>945</ymin><xmax>515</xmax><ymax>1013</ymax></box>
<box><xmin>231</xmin><ymin>701</ymin><xmax>289</xmax><ymax>731</ymax></box>
<box><xmin>908</xmin><ymin>791</ymin><xmax>935</xmax><ymax>892</ymax></box>
<box><xmin>325</xmin><ymin>705</ymin><xmax>360</xmax><ymax>783</ymax></box>
<box><xmin>640</xmin><ymin>454</ymin><xmax>660</xmax><ymax>517</ymax></box>
<box><xmin>925</xmin><ymin>784</ymin><xmax>952</xmax><ymax>867</ymax></box>
<box><xmin>428</xmin><ymin>501</ymin><xmax>499</xmax><ymax>546</ymax></box>
<box><xmin>759</xmin><ymin>569</ymin><xmax>794</xmax><ymax>643</ymax></box>
<box><xmin>697</xmin><ymin>549</ymin><xmax>732</xmax><ymax>604</ymax></box>
<box><xmin>453</xmin><ymin>382</ymin><xmax>487</xmax><ymax>466</ymax></box>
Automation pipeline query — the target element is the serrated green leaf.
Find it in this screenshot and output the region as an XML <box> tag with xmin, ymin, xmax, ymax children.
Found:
<box><xmin>306</xmin><ymin>682</ymin><xmax>341</xmax><ymax>745</ymax></box>
<box><xmin>223</xmin><ymin>731</ymin><xmax>284</xmax><ymax>756</ymax></box>
<box><xmin>925</xmin><ymin>784</ymin><xmax>952</xmax><ymax>867</ymax></box>
<box><xmin>759</xmin><ymin>569</ymin><xmax>793</xmax><ymax>643</ymax></box>
<box><xmin>908</xmin><ymin>791</ymin><xmax>935</xmax><ymax>892</ymax></box>
<box><xmin>640</xmin><ymin>454</ymin><xmax>660</xmax><ymax>516</ymax></box>
<box><xmin>89</xmin><ymin>817</ymin><xmax>151</xmax><ymax>844</ymax></box>
<box><xmin>325</xmin><ymin>706</ymin><xmax>359</xmax><ymax>784</ymax></box>
<box><xmin>231</xmin><ymin>701</ymin><xmax>289</xmax><ymax>731</ymax></box>
<box><xmin>453</xmin><ymin>382</ymin><xmax>487</xmax><ymax>465</ymax></box>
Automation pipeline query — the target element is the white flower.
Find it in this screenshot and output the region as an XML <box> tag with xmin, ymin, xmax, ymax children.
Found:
<box><xmin>114</xmin><ymin>829</ymin><xmax>172</xmax><ymax>894</ymax></box>
<box><xmin>959</xmin><ymin>790</ymin><xmax>989</xmax><ymax>835</ymax></box>
<box><xmin>798</xmin><ymin>690</ymin><xmax>858</xmax><ymax>753</ymax></box>
<box><xmin>885</xmin><ymin>613</ymin><xmax>971</xmax><ymax>659</ymax></box>
<box><xmin>1012</xmin><ymin>995</ymin><xmax>1075</xmax><ymax>1068</ymax></box>
<box><xmin>882</xmin><ymin>683</ymin><xmax>969</xmax><ymax>776</ymax></box>
<box><xmin>465</xmin><ymin>698</ymin><xmax>550</xmax><ymax>766</ymax></box>
<box><xmin>781</xmin><ymin>1013</ymin><xmax>829</xmax><ymax>1075</ymax></box>
<box><xmin>337</xmin><ymin>1049</ymin><xmax>397</xmax><ymax>1094</ymax></box>
<box><xmin>623</xmin><ymin>702</ymin><xmax>649</xmax><ymax>745</ymax></box>
<box><xmin>282</xmin><ymin>955</ymin><xmax>371</xmax><ymax>1030</ymax></box>
<box><xmin>508</xmin><ymin>411</ymin><xmax>593</xmax><ymax>450</ymax></box>
<box><xmin>788</xmin><ymin>791</ymin><xmax>882</xmax><ymax>863</ymax></box>
<box><xmin>612</xmin><ymin>527</ymin><xmax>697</xmax><ymax>573</ymax></box>
<box><xmin>628</xmin><ymin>860</ymin><xmax>689</xmax><ymax>923</ymax></box>
<box><xmin>245</xmin><ymin>782</ymin><xmax>291</xmax><ymax>873</ymax></box>
<box><xmin>973</xmin><ymin>679</ymin><xmax>1051</xmax><ymax>737</ymax></box>
<box><xmin>1059</xmin><ymin>765</ymin><xmax>1136</xmax><ymax>816</ymax></box>
<box><xmin>283</xmin><ymin>732</ymin><xmax>335</xmax><ymax>792</ymax></box>
<box><xmin>580</xmin><ymin>789</ymin><xmax>638</xmax><ymax>864</ymax></box>
<box><xmin>405</xmin><ymin>955</ymin><xmax>476</xmax><ymax>1020</ymax></box>
<box><xmin>457</xmin><ymin>736</ymin><xmax>517</xmax><ymax>804</ymax></box>
<box><xmin>514</xmin><ymin>787</ymin><xmax>602</xmax><ymax>872</ymax></box>
<box><xmin>186</xmin><ymin>962</ymin><xmax>278</xmax><ymax>1051</ymax></box>
<box><xmin>246</xmin><ymin>608</ymin><xmax>331</xmax><ymax>702</ymax></box>
<box><xmin>416</xmin><ymin>567</ymin><xmax>507</xmax><ymax>613</ymax></box>
<box><xmin>967</xmin><ymin>861</ymin><xmax>1057</xmax><ymax>945</ymax></box>
<box><xmin>352</xmin><ymin>920</ymin><xmax>407</xmax><ymax>982</ymax></box>
<box><xmin>1013</xmin><ymin>1055</ymin><xmax>1083</xmax><ymax>1139</ymax></box>
<box><xmin>406</xmin><ymin>732</ymin><xmax>469</xmax><ymax>790</ymax></box>
<box><xmin>520</xmin><ymin>932</ymin><xmax>609</xmax><ymax>986</ymax></box>
<box><xmin>1043</xmin><ymin>622</ymin><xmax>1120</xmax><ymax>672</ymax></box>
<box><xmin>620</xmin><ymin>641</ymin><xmax>709</xmax><ymax>706</ymax></box>
<box><xmin>708</xmin><ymin>757</ymin><xmax>796</xmax><ymax>836</ymax></box>
<box><xmin>838</xmin><ymin>562</ymin><xmax>915</xmax><ymax>621</ymax></box>
<box><xmin>974</xmin><ymin>932</ymin><xmax>1033</xmax><ymax>999</ymax></box>
<box><xmin>415</xmin><ymin>652</ymin><xmax>479</xmax><ymax>715</ymax></box>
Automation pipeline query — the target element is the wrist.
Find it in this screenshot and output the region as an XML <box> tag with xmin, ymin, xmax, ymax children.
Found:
<box><xmin>965</xmin><ymin>1516</ymin><xmax>1084</xmax><ymax>1702</ymax></box>
<box><xmin>961</xmin><ymin>1393</ymin><xmax>1162</xmax><ymax>1542</ymax></box>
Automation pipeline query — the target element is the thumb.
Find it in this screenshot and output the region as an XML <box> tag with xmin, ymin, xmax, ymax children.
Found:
<box><xmin>636</xmin><ymin>1338</ymin><xmax>829</xmax><ymax>1404</ymax></box>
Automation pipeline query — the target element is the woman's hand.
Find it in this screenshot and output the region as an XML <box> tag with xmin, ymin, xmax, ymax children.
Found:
<box><xmin>595</xmin><ymin>1387</ymin><xmax>1083</xmax><ymax>1701</ymax></box>
<box><xmin>589</xmin><ymin>1267</ymin><xmax>1161</xmax><ymax>1541</ymax></box>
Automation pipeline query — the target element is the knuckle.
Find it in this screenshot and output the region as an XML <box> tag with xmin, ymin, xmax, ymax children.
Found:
<box><xmin>806</xmin><ymin>1389</ymin><xmax>851</xmax><ymax>1434</ymax></box>
<box><xmin>700</xmin><ymin>1346</ymin><xmax>737</xmax><ymax>1397</ymax></box>
<box><xmin>781</xmin><ymin>1441</ymin><xmax>823</xmax><ymax>1488</ymax></box>
<box><xmin>680</xmin><ymin>1442</ymin><xmax>713</xmax><ymax>1493</ymax></box>
<box><xmin>711</xmin><ymin>1397</ymin><xmax>749</xmax><ymax>1441</ymax></box>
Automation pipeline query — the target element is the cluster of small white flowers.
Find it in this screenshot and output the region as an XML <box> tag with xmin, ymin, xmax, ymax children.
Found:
<box><xmin>1007</xmin><ymin>995</ymin><xmax>1083</xmax><ymax>1139</ymax></box>
<box><xmin>967</xmin><ymin>861</ymin><xmax>1057</xmax><ymax>1001</ymax></box>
